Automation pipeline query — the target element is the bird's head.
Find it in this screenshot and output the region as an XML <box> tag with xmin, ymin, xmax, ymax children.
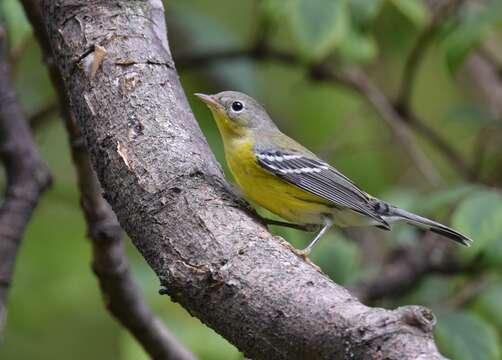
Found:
<box><xmin>195</xmin><ymin>91</ymin><xmax>276</xmax><ymax>137</ymax></box>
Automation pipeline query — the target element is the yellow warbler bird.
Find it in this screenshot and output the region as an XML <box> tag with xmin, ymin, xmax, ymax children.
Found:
<box><xmin>196</xmin><ymin>91</ymin><xmax>472</xmax><ymax>255</ymax></box>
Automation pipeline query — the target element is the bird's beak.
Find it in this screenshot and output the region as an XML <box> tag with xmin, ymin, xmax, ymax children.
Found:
<box><xmin>194</xmin><ymin>93</ymin><xmax>220</xmax><ymax>109</ymax></box>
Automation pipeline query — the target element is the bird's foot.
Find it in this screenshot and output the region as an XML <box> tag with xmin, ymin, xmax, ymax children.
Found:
<box><xmin>294</xmin><ymin>248</ymin><xmax>311</xmax><ymax>260</ymax></box>
<box><xmin>273</xmin><ymin>236</ymin><xmax>321</xmax><ymax>271</ymax></box>
<box><xmin>293</xmin><ymin>247</ymin><xmax>323</xmax><ymax>272</ymax></box>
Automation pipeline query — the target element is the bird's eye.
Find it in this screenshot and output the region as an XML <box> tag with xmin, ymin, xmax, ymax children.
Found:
<box><xmin>231</xmin><ymin>101</ymin><xmax>244</xmax><ymax>112</ymax></box>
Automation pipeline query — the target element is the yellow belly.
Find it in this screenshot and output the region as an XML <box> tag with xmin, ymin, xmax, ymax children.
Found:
<box><xmin>225</xmin><ymin>139</ymin><xmax>332</xmax><ymax>224</ymax></box>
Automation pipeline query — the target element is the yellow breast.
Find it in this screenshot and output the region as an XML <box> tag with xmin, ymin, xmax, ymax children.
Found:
<box><xmin>224</xmin><ymin>138</ymin><xmax>331</xmax><ymax>224</ymax></box>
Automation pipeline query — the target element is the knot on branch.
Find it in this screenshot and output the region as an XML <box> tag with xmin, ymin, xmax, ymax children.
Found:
<box><xmin>86</xmin><ymin>218</ymin><xmax>122</xmax><ymax>244</ymax></box>
<box><xmin>398</xmin><ymin>305</ymin><xmax>436</xmax><ymax>333</ymax></box>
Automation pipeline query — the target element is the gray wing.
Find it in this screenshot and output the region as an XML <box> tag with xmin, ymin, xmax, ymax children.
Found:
<box><xmin>255</xmin><ymin>149</ymin><xmax>389</xmax><ymax>228</ymax></box>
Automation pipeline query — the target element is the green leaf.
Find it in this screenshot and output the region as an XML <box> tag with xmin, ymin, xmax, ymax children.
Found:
<box><xmin>290</xmin><ymin>0</ymin><xmax>349</xmax><ymax>60</ymax></box>
<box><xmin>349</xmin><ymin>0</ymin><xmax>384</xmax><ymax>25</ymax></box>
<box><xmin>260</xmin><ymin>0</ymin><xmax>293</xmax><ymax>26</ymax></box>
<box><xmin>337</xmin><ymin>28</ymin><xmax>378</xmax><ymax>64</ymax></box>
<box><xmin>435</xmin><ymin>311</ymin><xmax>500</xmax><ymax>360</ymax></box>
<box><xmin>171</xmin><ymin>3</ymin><xmax>258</xmax><ymax>94</ymax></box>
<box><xmin>121</xmin><ymin>332</ymin><xmax>149</xmax><ymax>360</ymax></box>
<box><xmin>445</xmin><ymin>103</ymin><xmax>499</xmax><ymax>127</ymax></box>
<box><xmin>414</xmin><ymin>184</ymin><xmax>476</xmax><ymax>214</ymax></box>
<box><xmin>452</xmin><ymin>189</ymin><xmax>502</xmax><ymax>266</ymax></box>
<box><xmin>472</xmin><ymin>283</ymin><xmax>502</xmax><ymax>331</ymax></box>
<box><xmin>442</xmin><ymin>1</ymin><xmax>502</xmax><ymax>75</ymax></box>
<box><xmin>388</xmin><ymin>0</ymin><xmax>429</xmax><ymax>28</ymax></box>
<box><xmin>400</xmin><ymin>275</ymin><xmax>461</xmax><ymax>309</ymax></box>
<box><xmin>1</xmin><ymin>0</ymin><xmax>32</xmax><ymax>49</ymax></box>
<box><xmin>381</xmin><ymin>188</ymin><xmax>419</xmax><ymax>210</ymax></box>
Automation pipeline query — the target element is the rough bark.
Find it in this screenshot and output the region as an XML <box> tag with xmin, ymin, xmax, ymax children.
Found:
<box><xmin>67</xmin><ymin>113</ymin><xmax>198</xmax><ymax>360</ymax></box>
<box><xmin>42</xmin><ymin>1</ymin><xmax>447</xmax><ymax>359</ymax></box>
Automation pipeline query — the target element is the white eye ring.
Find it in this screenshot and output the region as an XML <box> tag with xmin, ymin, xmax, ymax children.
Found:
<box><xmin>231</xmin><ymin>101</ymin><xmax>244</xmax><ymax>112</ymax></box>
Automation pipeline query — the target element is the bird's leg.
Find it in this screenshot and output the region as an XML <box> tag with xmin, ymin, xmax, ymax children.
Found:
<box><xmin>297</xmin><ymin>217</ymin><xmax>333</xmax><ymax>258</ymax></box>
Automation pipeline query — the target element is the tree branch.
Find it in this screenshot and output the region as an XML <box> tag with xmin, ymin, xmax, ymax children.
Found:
<box><xmin>42</xmin><ymin>1</ymin><xmax>447</xmax><ymax>358</ymax></box>
<box><xmin>0</xmin><ymin>25</ymin><xmax>51</xmax><ymax>332</ymax></box>
<box><xmin>19</xmin><ymin>0</ymin><xmax>197</xmax><ymax>358</ymax></box>
<box><xmin>393</xmin><ymin>0</ymin><xmax>475</xmax><ymax>180</ymax></box>
<box><xmin>67</xmin><ymin>112</ymin><xmax>198</xmax><ymax>360</ymax></box>
<box><xmin>464</xmin><ymin>52</ymin><xmax>502</xmax><ymax>122</ymax></box>
<box><xmin>29</xmin><ymin>102</ymin><xmax>59</xmax><ymax>130</ymax></box>
<box><xmin>317</xmin><ymin>65</ymin><xmax>476</xmax><ymax>181</ymax></box>
<box><xmin>352</xmin><ymin>235</ymin><xmax>462</xmax><ymax>304</ymax></box>
<box><xmin>403</xmin><ymin>110</ymin><xmax>476</xmax><ymax>179</ymax></box>
<box><xmin>397</xmin><ymin>0</ymin><xmax>465</xmax><ymax>109</ymax></box>
<box><xmin>311</xmin><ymin>64</ymin><xmax>443</xmax><ymax>186</ymax></box>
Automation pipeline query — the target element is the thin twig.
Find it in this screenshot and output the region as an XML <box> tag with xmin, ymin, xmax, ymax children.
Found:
<box><xmin>313</xmin><ymin>65</ymin><xmax>444</xmax><ymax>186</ymax></box>
<box><xmin>397</xmin><ymin>0</ymin><xmax>465</xmax><ymax>109</ymax></box>
<box><xmin>392</xmin><ymin>0</ymin><xmax>475</xmax><ymax>180</ymax></box>
<box><xmin>443</xmin><ymin>273</ymin><xmax>493</xmax><ymax>310</ymax></box>
<box><xmin>176</xmin><ymin>46</ymin><xmax>296</xmax><ymax>69</ymax></box>
<box><xmin>464</xmin><ymin>52</ymin><xmax>502</xmax><ymax>122</ymax></box>
<box><xmin>351</xmin><ymin>234</ymin><xmax>462</xmax><ymax>303</ymax></box>
<box><xmin>29</xmin><ymin>102</ymin><xmax>59</xmax><ymax>130</ymax></box>
<box><xmin>477</xmin><ymin>46</ymin><xmax>502</xmax><ymax>78</ymax></box>
<box><xmin>402</xmin><ymin>109</ymin><xmax>476</xmax><ymax>179</ymax></box>
<box><xmin>0</xmin><ymin>24</ymin><xmax>51</xmax><ymax>333</ymax></box>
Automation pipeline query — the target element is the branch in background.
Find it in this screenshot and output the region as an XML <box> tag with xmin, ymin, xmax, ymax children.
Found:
<box><xmin>463</xmin><ymin>51</ymin><xmax>502</xmax><ymax>185</ymax></box>
<box><xmin>312</xmin><ymin>64</ymin><xmax>443</xmax><ymax>186</ymax></box>
<box><xmin>443</xmin><ymin>272</ymin><xmax>493</xmax><ymax>310</ymax></box>
<box><xmin>19</xmin><ymin>1</ymin><xmax>197</xmax><ymax>359</ymax></box>
<box><xmin>42</xmin><ymin>0</ymin><xmax>448</xmax><ymax>358</ymax></box>
<box><xmin>394</xmin><ymin>0</ymin><xmax>476</xmax><ymax>180</ymax></box>
<box><xmin>351</xmin><ymin>234</ymin><xmax>462</xmax><ymax>304</ymax></box>
<box><xmin>175</xmin><ymin>46</ymin><xmax>296</xmax><ymax>69</ymax></box>
<box><xmin>403</xmin><ymin>110</ymin><xmax>476</xmax><ymax>179</ymax></box>
<box><xmin>397</xmin><ymin>0</ymin><xmax>465</xmax><ymax>109</ymax></box>
<box><xmin>477</xmin><ymin>46</ymin><xmax>502</xmax><ymax>79</ymax></box>
<box><xmin>464</xmin><ymin>52</ymin><xmax>502</xmax><ymax>122</ymax></box>
<box><xmin>0</xmin><ymin>25</ymin><xmax>51</xmax><ymax>332</ymax></box>
<box><xmin>29</xmin><ymin>102</ymin><xmax>59</xmax><ymax>130</ymax></box>
<box><xmin>315</xmin><ymin>63</ymin><xmax>476</xmax><ymax>181</ymax></box>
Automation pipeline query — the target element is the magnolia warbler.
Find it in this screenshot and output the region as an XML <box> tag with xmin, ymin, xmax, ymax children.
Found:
<box><xmin>196</xmin><ymin>91</ymin><xmax>472</xmax><ymax>255</ymax></box>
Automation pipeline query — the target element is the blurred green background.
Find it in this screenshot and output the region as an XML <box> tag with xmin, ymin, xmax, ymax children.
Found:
<box><xmin>1</xmin><ymin>0</ymin><xmax>502</xmax><ymax>359</ymax></box>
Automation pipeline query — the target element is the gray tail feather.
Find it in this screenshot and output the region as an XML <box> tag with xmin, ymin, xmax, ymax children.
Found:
<box><xmin>383</xmin><ymin>206</ymin><xmax>473</xmax><ymax>247</ymax></box>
